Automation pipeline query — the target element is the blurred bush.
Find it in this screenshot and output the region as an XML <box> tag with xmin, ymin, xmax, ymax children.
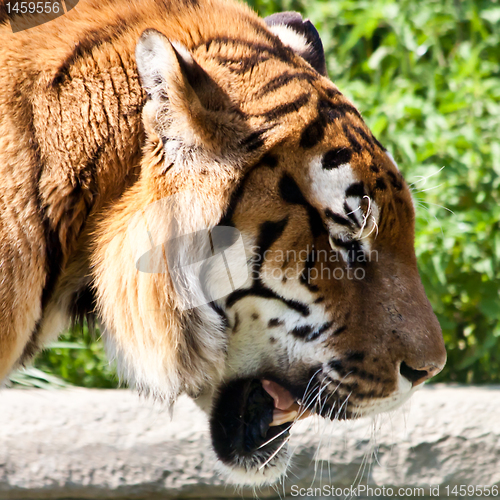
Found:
<box><xmin>16</xmin><ymin>0</ymin><xmax>500</xmax><ymax>387</ymax></box>
<box><xmin>14</xmin><ymin>324</ymin><xmax>119</xmax><ymax>388</ymax></box>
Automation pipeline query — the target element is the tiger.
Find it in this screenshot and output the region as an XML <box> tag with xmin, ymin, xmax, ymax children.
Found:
<box><xmin>0</xmin><ymin>0</ymin><xmax>446</xmax><ymax>486</ymax></box>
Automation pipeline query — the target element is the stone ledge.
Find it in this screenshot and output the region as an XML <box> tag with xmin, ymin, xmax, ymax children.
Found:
<box><xmin>0</xmin><ymin>385</ymin><xmax>499</xmax><ymax>499</ymax></box>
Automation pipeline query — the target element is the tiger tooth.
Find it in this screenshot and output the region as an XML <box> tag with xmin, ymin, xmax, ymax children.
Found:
<box><xmin>269</xmin><ymin>403</ymin><xmax>313</xmax><ymax>427</ymax></box>
<box><xmin>269</xmin><ymin>409</ymin><xmax>298</xmax><ymax>427</ymax></box>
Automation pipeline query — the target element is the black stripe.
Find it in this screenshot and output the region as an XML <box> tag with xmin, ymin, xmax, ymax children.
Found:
<box><xmin>241</xmin><ymin>129</ymin><xmax>266</xmax><ymax>152</ymax></box>
<box><xmin>371</xmin><ymin>133</ymin><xmax>386</xmax><ymax>151</ymax></box>
<box><xmin>328</xmin><ymin>359</ymin><xmax>345</xmax><ymax>375</ymax></box>
<box><xmin>324</xmin><ymin>87</ymin><xmax>341</xmax><ymax>99</ymax></box>
<box><xmin>332</xmin><ymin>325</ymin><xmax>347</xmax><ymax>336</ymax></box>
<box><xmin>330</xmin><ymin>238</ymin><xmax>364</xmax><ymax>266</ymax></box>
<box><xmin>300</xmin><ymin>99</ymin><xmax>364</xmax><ymax>150</ymax></box>
<box><xmin>279</xmin><ymin>174</ymin><xmax>326</xmax><ymax>238</ymax></box>
<box><xmin>219</xmin><ymin>158</ymin><xmax>274</xmax><ymax>227</ymax></box>
<box><xmin>342</xmin><ymin>124</ymin><xmax>363</xmax><ymax>153</ymax></box>
<box><xmin>31</xmin><ymin>133</ymin><xmax>65</xmax><ymax>314</ymax></box>
<box><xmin>208</xmin><ymin>37</ymin><xmax>302</xmax><ymax>74</ymax></box>
<box><xmin>40</xmin><ymin>225</ymin><xmax>64</xmax><ymax>310</ymax></box>
<box><xmin>345</xmin><ymin>182</ymin><xmax>365</xmax><ymax>198</ymax></box>
<box><xmin>268</xmin><ymin>318</ymin><xmax>283</xmax><ymax>328</ymax></box>
<box><xmin>219</xmin><ymin>171</ymin><xmax>254</xmax><ymax>227</ymax></box>
<box><xmin>19</xmin><ymin>320</ymin><xmax>42</xmax><ymax>365</ymax></box>
<box><xmin>224</xmin><ymin>215</ymin><xmax>312</xmax><ymax>316</ymax></box>
<box><xmin>324</xmin><ymin>209</ymin><xmax>351</xmax><ymax>227</ymax></box>
<box><xmin>279</xmin><ymin>173</ymin><xmax>307</xmax><ymax>205</ymax></box>
<box><xmin>226</xmin><ymin>285</ymin><xmax>310</xmax><ymax>316</ymax></box>
<box><xmin>303</xmin><ymin>321</ymin><xmax>333</xmax><ymax>342</ymax></box>
<box><xmin>69</xmin><ymin>286</ymin><xmax>97</xmax><ymax>331</ymax></box>
<box><xmin>345</xmin><ymin>350</ymin><xmax>366</xmax><ymax>362</ymax></box>
<box><xmin>344</xmin><ymin>240</ymin><xmax>366</xmax><ymax>266</ymax></box>
<box><xmin>319</xmin><ymin>99</ymin><xmax>362</xmax><ymax>122</ymax></box>
<box><xmin>300</xmin><ymin>251</ymin><xmax>319</xmax><ymax>292</ymax></box>
<box><xmin>291</xmin><ymin>325</ymin><xmax>313</xmax><ymax>339</ymax></box>
<box><xmin>255</xmin><ymin>218</ymin><xmax>289</xmax><ymax>270</ymax></box>
<box><xmin>51</xmin><ymin>18</ymin><xmax>129</xmax><ymax>86</ymax></box>
<box><xmin>354</xmin><ymin>125</ymin><xmax>376</xmax><ymax>150</ymax></box>
<box><xmin>260</xmin><ymin>154</ymin><xmax>278</xmax><ymax>168</ymax></box>
<box><xmin>256</xmin><ymin>93</ymin><xmax>309</xmax><ymax>121</ymax></box>
<box><xmin>336</xmin><ymin>102</ymin><xmax>362</xmax><ymax>120</ymax></box>
<box><xmin>300</xmin><ymin>116</ymin><xmax>325</xmax><ymax>149</ymax></box>
<box><xmin>370</xmin><ymin>164</ymin><xmax>380</xmax><ymax>173</ymax></box>
<box><xmin>375</xmin><ymin>178</ymin><xmax>387</xmax><ymax>191</ymax></box>
<box><xmin>208</xmin><ymin>301</ymin><xmax>229</xmax><ymax>329</ymax></box>
<box><xmin>233</xmin><ymin>313</ymin><xmax>240</xmax><ymax>333</ymax></box>
<box><xmin>256</xmin><ymin>71</ymin><xmax>317</xmax><ymax>98</ymax></box>
<box><xmin>322</xmin><ymin>148</ymin><xmax>353</xmax><ymax>170</ymax></box>
<box><xmin>343</xmin><ymin>201</ymin><xmax>361</xmax><ymax>228</ymax></box>
<box><xmin>386</xmin><ymin>170</ymin><xmax>403</xmax><ymax>190</ymax></box>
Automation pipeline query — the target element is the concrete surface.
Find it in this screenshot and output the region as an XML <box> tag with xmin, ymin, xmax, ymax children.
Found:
<box><xmin>0</xmin><ymin>385</ymin><xmax>499</xmax><ymax>499</ymax></box>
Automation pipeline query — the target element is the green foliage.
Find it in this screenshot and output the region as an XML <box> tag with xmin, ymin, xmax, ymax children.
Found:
<box><xmin>18</xmin><ymin>0</ymin><xmax>499</xmax><ymax>387</ymax></box>
<box><xmin>31</xmin><ymin>325</ymin><xmax>119</xmax><ymax>388</ymax></box>
<box><xmin>7</xmin><ymin>366</ymin><xmax>70</xmax><ymax>389</ymax></box>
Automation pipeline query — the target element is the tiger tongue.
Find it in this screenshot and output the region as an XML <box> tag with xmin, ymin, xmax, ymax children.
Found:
<box><xmin>261</xmin><ymin>380</ymin><xmax>296</xmax><ymax>410</ymax></box>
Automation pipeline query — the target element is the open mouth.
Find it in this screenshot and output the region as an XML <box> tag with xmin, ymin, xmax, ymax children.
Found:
<box><xmin>209</xmin><ymin>372</ymin><xmax>361</xmax><ymax>483</ymax></box>
<box><xmin>209</xmin><ymin>378</ymin><xmax>311</xmax><ymax>470</ymax></box>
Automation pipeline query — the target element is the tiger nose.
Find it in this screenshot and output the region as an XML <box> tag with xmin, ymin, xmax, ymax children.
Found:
<box><xmin>399</xmin><ymin>361</ymin><xmax>443</xmax><ymax>387</ymax></box>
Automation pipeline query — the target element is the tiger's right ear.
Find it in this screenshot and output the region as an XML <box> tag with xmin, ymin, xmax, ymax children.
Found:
<box><xmin>135</xmin><ymin>29</ymin><xmax>246</xmax><ymax>152</ymax></box>
<box><xmin>265</xmin><ymin>12</ymin><xmax>327</xmax><ymax>77</ymax></box>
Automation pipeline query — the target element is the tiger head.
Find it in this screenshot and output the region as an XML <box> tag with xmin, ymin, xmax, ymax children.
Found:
<box><xmin>93</xmin><ymin>2</ymin><xmax>446</xmax><ymax>486</ymax></box>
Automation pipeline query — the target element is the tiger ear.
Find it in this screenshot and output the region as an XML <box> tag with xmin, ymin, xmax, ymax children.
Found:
<box><xmin>265</xmin><ymin>12</ymin><xmax>327</xmax><ymax>77</ymax></box>
<box><xmin>135</xmin><ymin>29</ymin><xmax>246</xmax><ymax>152</ymax></box>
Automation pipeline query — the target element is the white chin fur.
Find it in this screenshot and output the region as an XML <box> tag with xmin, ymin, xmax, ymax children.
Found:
<box><xmin>215</xmin><ymin>447</ymin><xmax>291</xmax><ymax>486</ymax></box>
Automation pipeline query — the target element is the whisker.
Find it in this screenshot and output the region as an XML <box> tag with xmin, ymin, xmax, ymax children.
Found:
<box><xmin>255</xmin><ymin>424</ymin><xmax>292</xmax><ymax>450</ymax></box>
<box><xmin>411</xmin><ymin>182</ymin><xmax>443</xmax><ymax>194</ymax></box>
<box><xmin>256</xmin><ymin>380</ymin><xmax>323</xmax><ymax>451</ymax></box>
<box><xmin>310</xmin><ymin>374</ymin><xmax>353</xmax><ymax>487</ymax></box>
<box><xmin>300</xmin><ymin>368</ymin><xmax>323</xmax><ymax>404</ymax></box>
<box><xmin>258</xmin><ymin>436</ymin><xmax>290</xmax><ymax>470</ymax></box>
<box><xmin>313</xmin><ymin>381</ymin><xmax>336</xmax><ymax>488</ymax></box>
<box><xmin>355</xmin><ymin>196</ymin><xmax>372</xmax><ymax>238</ymax></box>
<box><xmin>416</xmin><ymin>202</ymin><xmax>445</xmax><ymax>235</ymax></box>
<box><xmin>360</xmin><ymin>215</ymin><xmax>378</xmax><ymax>240</ymax></box>
<box><xmin>407</xmin><ymin>166</ymin><xmax>446</xmax><ymax>188</ymax></box>
<box><xmin>346</xmin><ymin>206</ymin><xmax>362</xmax><ymax>216</ymax></box>
<box><xmin>414</xmin><ymin>198</ymin><xmax>455</xmax><ymax>215</ymax></box>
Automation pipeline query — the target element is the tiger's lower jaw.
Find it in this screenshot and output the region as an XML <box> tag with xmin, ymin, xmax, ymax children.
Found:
<box><xmin>208</xmin><ymin>377</ymin><xmax>351</xmax><ymax>486</ymax></box>
<box><xmin>207</xmin><ymin>375</ymin><xmax>416</xmax><ymax>485</ymax></box>
<box><xmin>209</xmin><ymin>378</ymin><xmax>293</xmax><ymax>485</ymax></box>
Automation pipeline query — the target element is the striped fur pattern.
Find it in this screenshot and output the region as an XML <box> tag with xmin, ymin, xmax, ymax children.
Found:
<box><xmin>0</xmin><ymin>0</ymin><xmax>446</xmax><ymax>485</ymax></box>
